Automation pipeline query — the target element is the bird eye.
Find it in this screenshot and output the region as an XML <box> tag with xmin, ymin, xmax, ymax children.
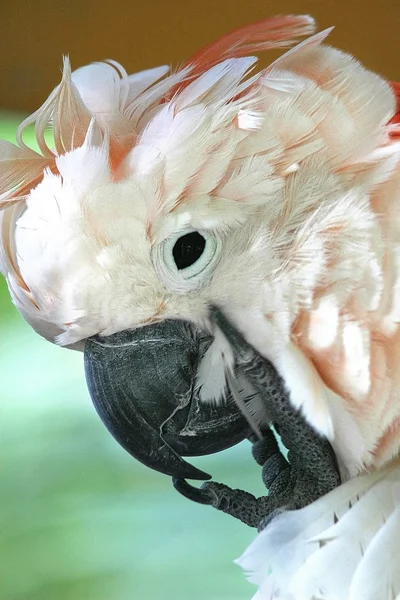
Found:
<box><xmin>152</xmin><ymin>228</ymin><xmax>221</xmax><ymax>293</ymax></box>
<box><xmin>173</xmin><ymin>232</ymin><xmax>206</xmax><ymax>270</ymax></box>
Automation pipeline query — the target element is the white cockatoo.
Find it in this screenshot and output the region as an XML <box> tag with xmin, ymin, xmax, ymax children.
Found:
<box><xmin>1</xmin><ymin>14</ymin><xmax>400</xmax><ymax>599</ymax></box>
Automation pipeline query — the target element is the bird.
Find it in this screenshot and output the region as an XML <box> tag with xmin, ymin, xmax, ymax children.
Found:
<box><xmin>1</xmin><ymin>14</ymin><xmax>400</xmax><ymax>599</ymax></box>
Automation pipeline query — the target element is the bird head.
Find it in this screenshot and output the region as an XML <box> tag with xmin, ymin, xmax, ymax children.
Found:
<box><xmin>0</xmin><ymin>14</ymin><xmax>397</xmax><ymax>482</ymax></box>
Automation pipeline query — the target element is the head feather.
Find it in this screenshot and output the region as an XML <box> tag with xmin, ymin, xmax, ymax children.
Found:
<box><xmin>0</xmin><ymin>16</ymin><xmax>398</xmax><ymax>348</ymax></box>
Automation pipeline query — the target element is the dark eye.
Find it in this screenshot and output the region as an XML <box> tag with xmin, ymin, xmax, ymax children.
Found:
<box><xmin>173</xmin><ymin>232</ymin><xmax>206</xmax><ymax>270</ymax></box>
<box><xmin>153</xmin><ymin>228</ymin><xmax>220</xmax><ymax>291</ymax></box>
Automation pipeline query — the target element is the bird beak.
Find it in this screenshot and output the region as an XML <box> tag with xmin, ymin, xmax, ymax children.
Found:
<box><xmin>84</xmin><ymin>319</ymin><xmax>251</xmax><ymax>481</ymax></box>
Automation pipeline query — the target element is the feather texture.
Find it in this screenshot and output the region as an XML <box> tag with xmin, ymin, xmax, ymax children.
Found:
<box><xmin>18</xmin><ymin>57</ymin><xmax>94</xmax><ymax>157</ymax></box>
<box><xmin>174</xmin><ymin>15</ymin><xmax>316</xmax><ymax>94</ymax></box>
<box><xmin>0</xmin><ymin>140</ymin><xmax>50</xmax><ymax>207</ymax></box>
<box><xmin>237</xmin><ymin>458</ymin><xmax>400</xmax><ymax>600</ymax></box>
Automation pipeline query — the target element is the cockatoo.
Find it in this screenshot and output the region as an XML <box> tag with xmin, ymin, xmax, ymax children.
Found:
<box><xmin>1</xmin><ymin>13</ymin><xmax>400</xmax><ymax>599</ymax></box>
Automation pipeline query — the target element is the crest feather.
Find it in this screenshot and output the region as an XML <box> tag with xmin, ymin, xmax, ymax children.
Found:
<box><xmin>177</xmin><ymin>15</ymin><xmax>316</xmax><ymax>91</ymax></box>
<box><xmin>0</xmin><ymin>141</ymin><xmax>51</xmax><ymax>209</ymax></box>
<box><xmin>17</xmin><ymin>56</ymin><xmax>94</xmax><ymax>157</ymax></box>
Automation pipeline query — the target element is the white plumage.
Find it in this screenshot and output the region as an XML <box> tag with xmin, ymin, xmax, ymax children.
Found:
<box><xmin>238</xmin><ymin>459</ymin><xmax>400</xmax><ymax>600</ymax></box>
<box><xmin>1</xmin><ymin>15</ymin><xmax>400</xmax><ymax>598</ymax></box>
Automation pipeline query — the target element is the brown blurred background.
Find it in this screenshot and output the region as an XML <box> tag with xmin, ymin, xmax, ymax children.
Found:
<box><xmin>1</xmin><ymin>0</ymin><xmax>400</xmax><ymax>113</ymax></box>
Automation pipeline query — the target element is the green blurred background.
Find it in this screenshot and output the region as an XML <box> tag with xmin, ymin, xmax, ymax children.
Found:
<box><xmin>1</xmin><ymin>1</ymin><xmax>400</xmax><ymax>599</ymax></box>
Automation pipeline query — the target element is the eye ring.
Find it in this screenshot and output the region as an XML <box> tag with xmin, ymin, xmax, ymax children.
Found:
<box><xmin>152</xmin><ymin>228</ymin><xmax>221</xmax><ymax>294</ymax></box>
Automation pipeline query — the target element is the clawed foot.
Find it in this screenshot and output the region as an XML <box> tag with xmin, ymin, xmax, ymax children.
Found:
<box><xmin>174</xmin><ymin>427</ymin><xmax>338</xmax><ymax>529</ymax></box>
<box><xmin>173</xmin><ymin>309</ymin><xmax>341</xmax><ymax>529</ymax></box>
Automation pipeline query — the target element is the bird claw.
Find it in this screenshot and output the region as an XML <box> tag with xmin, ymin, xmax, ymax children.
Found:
<box><xmin>174</xmin><ymin>477</ymin><xmax>269</xmax><ymax>528</ymax></box>
<box><xmin>172</xmin><ymin>477</ymin><xmax>218</xmax><ymax>505</ymax></box>
<box><xmin>174</xmin><ymin>429</ymin><xmax>336</xmax><ymax>529</ymax></box>
<box><xmin>172</xmin><ymin>309</ymin><xmax>341</xmax><ymax>529</ymax></box>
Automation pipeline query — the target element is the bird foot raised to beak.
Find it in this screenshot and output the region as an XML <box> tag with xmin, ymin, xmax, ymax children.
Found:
<box><xmin>173</xmin><ymin>308</ymin><xmax>341</xmax><ymax>529</ymax></box>
<box><xmin>173</xmin><ymin>427</ymin><xmax>335</xmax><ymax>529</ymax></box>
<box><xmin>84</xmin><ymin>305</ymin><xmax>340</xmax><ymax>530</ymax></box>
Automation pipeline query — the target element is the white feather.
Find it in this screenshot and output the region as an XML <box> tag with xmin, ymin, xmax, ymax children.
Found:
<box><xmin>136</xmin><ymin>102</ymin><xmax>215</xmax><ymax>207</ymax></box>
<box><xmin>237</xmin><ymin>459</ymin><xmax>400</xmax><ymax>600</ymax></box>
<box><xmin>72</xmin><ymin>61</ymin><xmax>128</xmax><ymax>117</ymax></box>
<box><xmin>216</xmin><ymin>155</ymin><xmax>283</xmax><ymax>204</ymax></box>
<box><xmin>125</xmin><ymin>65</ymin><xmax>170</xmax><ymax>103</ymax></box>
<box><xmin>237</xmin><ymin>109</ymin><xmax>265</xmax><ymax>131</ymax></box>
<box><xmin>225</xmin><ymin>369</ymin><xmax>270</xmax><ymax>437</ymax></box>
<box><xmin>307</xmin><ymin>295</ymin><xmax>339</xmax><ymax>350</ymax></box>
<box><xmin>55</xmin><ymin>122</ymin><xmax>110</xmax><ymax>196</ymax></box>
<box><xmin>186</xmin><ymin>127</ymin><xmax>239</xmax><ymax>195</ymax></box>
<box><xmin>175</xmin><ymin>57</ymin><xmax>258</xmax><ymax>110</ymax></box>
<box><xmin>196</xmin><ymin>329</ymin><xmax>233</xmax><ymax>404</ymax></box>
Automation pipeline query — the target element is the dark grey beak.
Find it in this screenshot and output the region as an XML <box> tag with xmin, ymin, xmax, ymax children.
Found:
<box><xmin>84</xmin><ymin>319</ymin><xmax>251</xmax><ymax>481</ymax></box>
